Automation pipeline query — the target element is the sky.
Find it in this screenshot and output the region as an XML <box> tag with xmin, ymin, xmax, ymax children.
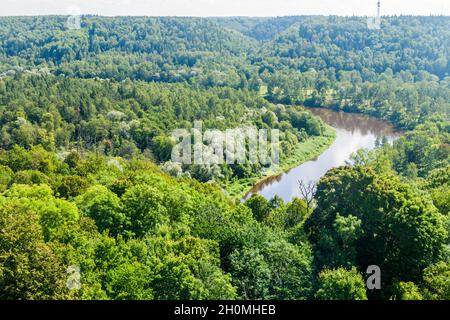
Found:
<box><xmin>0</xmin><ymin>0</ymin><xmax>449</xmax><ymax>17</ymax></box>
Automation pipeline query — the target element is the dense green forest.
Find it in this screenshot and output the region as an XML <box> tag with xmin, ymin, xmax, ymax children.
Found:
<box><xmin>0</xmin><ymin>15</ymin><xmax>449</xmax><ymax>300</ymax></box>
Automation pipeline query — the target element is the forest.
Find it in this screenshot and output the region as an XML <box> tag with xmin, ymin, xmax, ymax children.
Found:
<box><xmin>0</xmin><ymin>15</ymin><xmax>449</xmax><ymax>300</ymax></box>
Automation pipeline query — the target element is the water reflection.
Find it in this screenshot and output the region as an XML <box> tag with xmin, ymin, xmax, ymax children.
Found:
<box><xmin>243</xmin><ymin>108</ymin><xmax>401</xmax><ymax>202</ymax></box>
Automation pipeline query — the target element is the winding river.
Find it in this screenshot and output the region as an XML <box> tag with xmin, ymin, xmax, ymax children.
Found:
<box><xmin>244</xmin><ymin>108</ymin><xmax>401</xmax><ymax>202</ymax></box>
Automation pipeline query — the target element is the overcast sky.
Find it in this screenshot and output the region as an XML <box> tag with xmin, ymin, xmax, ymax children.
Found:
<box><xmin>1</xmin><ymin>0</ymin><xmax>449</xmax><ymax>17</ymax></box>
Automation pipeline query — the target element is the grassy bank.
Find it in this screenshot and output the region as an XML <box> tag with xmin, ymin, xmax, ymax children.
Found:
<box><xmin>223</xmin><ymin>124</ymin><xmax>336</xmax><ymax>200</ymax></box>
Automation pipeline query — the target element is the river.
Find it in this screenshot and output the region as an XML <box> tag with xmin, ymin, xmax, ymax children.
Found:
<box><xmin>244</xmin><ymin>108</ymin><xmax>401</xmax><ymax>202</ymax></box>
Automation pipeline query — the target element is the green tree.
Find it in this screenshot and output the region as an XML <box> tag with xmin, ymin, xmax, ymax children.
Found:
<box><xmin>77</xmin><ymin>185</ymin><xmax>128</xmax><ymax>237</ymax></box>
<box><xmin>0</xmin><ymin>165</ymin><xmax>13</xmax><ymax>192</ymax></box>
<box><xmin>151</xmin><ymin>135</ymin><xmax>175</xmax><ymax>162</ymax></box>
<box><xmin>229</xmin><ymin>247</ymin><xmax>271</xmax><ymax>299</ymax></box>
<box><xmin>422</xmin><ymin>261</ymin><xmax>450</xmax><ymax>300</ymax></box>
<box><xmin>0</xmin><ymin>195</ymin><xmax>68</xmax><ymax>299</ymax></box>
<box><xmin>315</xmin><ymin>267</ymin><xmax>367</xmax><ymax>300</ymax></box>
<box><xmin>245</xmin><ymin>194</ymin><xmax>271</xmax><ymax>222</ymax></box>
<box><xmin>284</xmin><ymin>198</ymin><xmax>308</xmax><ymax>229</ymax></box>
<box><xmin>306</xmin><ymin>166</ymin><xmax>447</xmax><ymax>298</ymax></box>
<box><xmin>148</xmin><ymin>232</ymin><xmax>237</xmax><ymax>299</ymax></box>
<box><xmin>106</xmin><ymin>261</ymin><xmax>154</xmax><ymax>300</ymax></box>
<box><xmin>393</xmin><ymin>282</ymin><xmax>423</xmax><ymax>300</ymax></box>
<box><xmin>121</xmin><ymin>184</ymin><xmax>168</xmax><ymax>237</ymax></box>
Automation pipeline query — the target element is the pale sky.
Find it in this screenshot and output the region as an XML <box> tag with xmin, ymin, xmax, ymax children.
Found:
<box><xmin>0</xmin><ymin>0</ymin><xmax>449</xmax><ymax>17</ymax></box>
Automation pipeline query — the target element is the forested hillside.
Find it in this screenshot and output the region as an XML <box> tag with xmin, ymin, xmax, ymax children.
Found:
<box><xmin>0</xmin><ymin>15</ymin><xmax>448</xmax><ymax>300</ymax></box>
<box><xmin>0</xmin><ymin>74</ymin><xmax>332</xmax><ymax>197</ymax></box>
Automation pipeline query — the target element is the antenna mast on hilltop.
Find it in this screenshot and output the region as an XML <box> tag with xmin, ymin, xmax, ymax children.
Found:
<box><xmin>377</xmin><ymin>0</ymin><xmax>381</xmax><ymax>19</ymax></box>
<box><xmin>367</xmin><ymin>0</ymin><xmax>382</xmax><ymax>30</ymax></box>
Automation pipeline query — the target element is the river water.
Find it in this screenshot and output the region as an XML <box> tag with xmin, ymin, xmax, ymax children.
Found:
<box><xmin>244</xmin><ymin>108</ymin><xmax>401</xmax><ymax>202</ymax></box>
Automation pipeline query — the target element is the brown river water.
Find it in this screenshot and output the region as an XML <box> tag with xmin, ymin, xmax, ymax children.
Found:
<box><xmin>243</xmin><ymin>108</ymin><xmax>401</xmax><ymax>202</ymax></box>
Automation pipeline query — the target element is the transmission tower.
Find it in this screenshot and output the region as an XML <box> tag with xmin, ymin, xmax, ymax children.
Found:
<box><xmin>377</xmin><ymin>0</ymin><xmax>381</xmax><ymax>19</ymax></box>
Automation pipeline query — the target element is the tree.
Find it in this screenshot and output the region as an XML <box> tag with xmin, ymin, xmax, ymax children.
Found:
<box><xmin>306</xmin><ymin>166</ymin><xmax>447</xmax><ymax>298</ymax></box>
<box><xmin>148</xmin><ymin>233</ymin><xmax>237</xmax><ymax>300</ymax></box>
<box><xmin>229</xmin><ymin>247</ymin><xmax>271</xmax><ymax>299</ymax></box>
<box><xmin>12</xmin><ymin>170</ymin><xmax>50</xmax><ymax>185</ymax></box>
<box><xmin>0</xmin><ymin>194</ymin><xmax>68</xmax><ymax>299</ymax></box>
<box><xmin>151</xmin><ymin>135</ymin><xmax>175</xmax><ymax>162</ymax></box>
<box><xmin>0</xmin><ymin>165</ymin><xmax>13</xmax><ymax>192</ymax></box>
<box><xmin>422</xmin><ymin>262</ymin><xmax>450</xmax><ymax>300</ymax></box>
<box><xmin>56</xmin><ymin>175</ymin><xmax>89</xmax><ymax>198</ymax></box>
<box><xmin>245</xmin><ymin>194</ymin><xmax>271</xmax><ymax>222</ymax></box>
<box><xmin>262</xmin><ymin>240</ymin><xmax>313</xmax><ymax>299</ymax></box>
<box><xmin>315</xmin><ymin>268</ymin><xmax>367</xmax><ymax>300</ymax></box>
<box><xmin>3</xmin><ymin>184</ymin><xmax>80</xmax><ymax>242</ymax></box>
<box><xmin>106</xmin><ymin>261</ymin><xmax>154</xmax><ymax>300</ymax></box>
<box><xmin>284</xmin><ymin>198</ymin><xmax>308</xmax><ymax>229</ymax></box>
<box><xmin>77</xmin><ymin>185</ymin><xmax>127</xmax><ymax>237</ymax></box>
<box><xmin>121</xmin><ymin>184</ymin><xmax>168</xmax><ymax>237</ymax></box>
<box><xmin>393</xmin><ymin>282</ymin><xmax>423</xmax><ymax>300</ymax></box>
<box><xmin>298</xmin><ymin>180</ymin><xmax>316</xmax><ymax>213</ymax></box>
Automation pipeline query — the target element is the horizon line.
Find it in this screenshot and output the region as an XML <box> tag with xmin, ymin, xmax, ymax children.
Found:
<box><xmin>0</xmin><ymin>14</ymin><xmax>449</xmax><ymax>18</ymax></box>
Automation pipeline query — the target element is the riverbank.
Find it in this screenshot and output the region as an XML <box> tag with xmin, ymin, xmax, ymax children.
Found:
<box><xmin>223</xmin><ymin>123</ymin><xmax>336</xmax><ymax>200</ymax></box>
<box><xmin>242</xmin><ymin>107</ymin><xmax>403</xmax><ymax>202</ymax></box>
